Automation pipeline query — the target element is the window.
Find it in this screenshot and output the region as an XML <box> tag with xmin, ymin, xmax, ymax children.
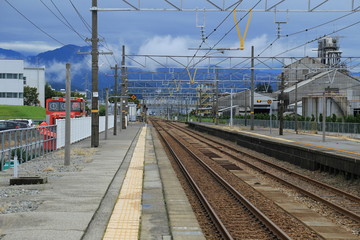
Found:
<box><xmin>23</xmin><ymin>76</ymin><xmax>26</xmax><ymax>85</ymax></box>
<box><xmin>19</xmin><ymin>93</ymin><xmax>23</xmax><ymax>98</ymax></box>
<box><xmin>6</xmin><ymin>92</ymin><xmax>18</xmax><ymax>98</ymax></box>
<box><xmin>0</xmin><ymin>92</ymin><xmax>5</xmax><ymax>98</ymax></box>
<box><xmin>19</xmin><ymin>74</ymin><xmax>23</xmax><ymax>79</ymax></box>
<box><xmin>0</xmin><ymin>73</ymin><xmax>5</xmax><ymax>79</ymax></box>
<box><xmin>5</xmin><ymin>73</ymin><xmax>18</xmax><ymax>79</ymax></box>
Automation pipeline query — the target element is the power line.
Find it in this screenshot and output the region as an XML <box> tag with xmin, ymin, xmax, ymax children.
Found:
<box><xmin>258</xmin><ymin>11</ymin><xmax>358</xmax><ymax>58</ymax></box>
<box><xmin>50</xmin><ymin>0</ymin><xmax>89</xmax><ymax>43</ymax></box>
<box><xmin>39</xmin><ymin>0</ymin><xmax>89</xmax><ymax>44</ymax></box>
<box><xmin>4</xmin><ymin>0</ymin><xmax>65</xmax><ymax>46</ymax></box>
<box><xmin>275</xmin><ymin>19</ymin><xmax>360</xmax><ymax>58</ymax></box>
<box><xmin>188</xmin><ymin>0</ymin><xmax>263</xmax><ymax>70</ymax></box>
<box><xmin>68</xmin><ymin>0</ymin><xmax>92</xmax><ymax>34</ymax></box>
<box><xmin>67</xmin><ymin>0</ymin><xmax>118</xmax><ymax>65</ymax></box>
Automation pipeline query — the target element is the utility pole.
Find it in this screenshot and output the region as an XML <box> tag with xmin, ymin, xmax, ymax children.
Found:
<box><xmin>199</xmin><ymin>87</ymin><xmax>202</xmax><ymax>123</ymax></box>
<box><xmin>78</xmin><ymin>0</ymin><xmax>112</xmax><ymax>147</ymax></box>
<box><xmin>215</xmin><ymin>69</ymin><xmax>219</xmax><ymax>125</ymax></box>
<box><xmin>294</xmin><ymin>66</ymin><xmax>298</xmax><ymax>134</ymax></box>
<box><xmin>250</xmin><ymin>46</ymin><xmax>255</xmax><ymax>130</ymax></box>
<box><xmin>121</xmin><ymin>45</ymin><xmax>127</xmax><ymax>129</ymax></box>
<box><xmin>105</xmin><ymin>88</ymin><xmax>109</xmax><ymax>140</ymax></box>
<box><xmin>230</xmin><ymin>88</ymin><xmax>233</xmax><ymax>127</ymax></box>
<box><xmin>322</xmin><ymin>92</ymin><xmax>326</xmax><ymax>142</ymax></box>
<box><xmin>279</xmin><ymin>72</ymin><xmax>285</xmax><ymax>135</ymax></box>
<box><xmin>110</xmin><ymin>64</ymin><xmax>121</xmax><ymax>135</ymax></box>
<box><xmin>185</xmin><ymin>97</ymin><xmax>189</xmax><ymax>122</ymax></box>
<box><xmin>64</xmin><ymin>63</ymin><xmax>71</xmax><ymax>166</ymax></box>
<box><xmin>295</xmin><ymin>82</ymin><xmax>298</xmax><ymax>134</ymax></box>
<box><xmin>91</xmin><ymin>0</ymin><xmax>99</xmax><ymax>147</ymax></box>
<box><xmin>244</xmin><ymin>89</ymin><xmax>248</xmax><ymax>126</ymax></box>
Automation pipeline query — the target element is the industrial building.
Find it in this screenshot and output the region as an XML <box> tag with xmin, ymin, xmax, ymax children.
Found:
<box><xmin>0</xmin><ymin>59</ymin><xmax>45</xmax><ymax>107</ymax></box>
<box><xmin>218</xmin><ymin>36</ymin><xmax>360</xmax><ymax>119</ymax></box>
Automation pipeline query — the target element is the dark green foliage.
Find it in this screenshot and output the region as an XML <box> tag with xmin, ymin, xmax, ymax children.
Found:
<box><xmin>24</xmin><ymin>86</ymin><xmax>40</xmax><ymax>106</ymax></box>
<box><xmin>45</xmin><ymin>83</ymin><xmax>64</xmax><ymax>99</ymax></box>
<box><xmin>99</xmin><ymin>105</ymin><xmax>106</xmax><ymax>116</ymax></box>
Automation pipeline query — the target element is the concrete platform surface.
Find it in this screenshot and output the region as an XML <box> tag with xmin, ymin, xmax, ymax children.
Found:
<box><xmin>198</xmin><ymin>122</ymin><xmax>360</xmax><ymax>159</ymax></box>
<box><xmin>0</xmin><ymin>125</ymin><xmax>143</xmax><ymax>240</ymax></box>
<box><xmin>0</xmin><ymin>123</ymin><xmax>206</xmax><ymax>240</ymax></box>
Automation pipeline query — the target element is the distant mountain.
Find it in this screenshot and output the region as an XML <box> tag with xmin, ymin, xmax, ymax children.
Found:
<box><xmin>0</xmin><ymin>48</ymin><xmax>25</xmax><ymax>59</ymax></box>
<box><xmin>0</xmin><ymin>45</ymin><xmax>94</xmax><ymax>91</ymax></box>
<box><xmin>26</xmin><ymin>44</ymin><xmax>91</xmax><ymax>65</ymax></box>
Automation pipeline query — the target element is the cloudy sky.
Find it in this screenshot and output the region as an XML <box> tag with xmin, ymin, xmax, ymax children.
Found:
<box><xmin>1</xmin><ymin>0</ymin><xmax>360</xmax><ymax>71</ymax></box>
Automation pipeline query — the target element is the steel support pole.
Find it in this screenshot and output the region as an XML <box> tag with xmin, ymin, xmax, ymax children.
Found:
<box><xmin>250</xmin><ymin>46</ymin><xmax>255</xmax><ymax>130</ymax></box>
<box><xmin>121</xmin><ymin>46</ymin><xmax>127</xmax><ymax>129</ymax></box>
<box><xmin>322</xmin><ymin>92</ymin><xmax>326</xmax><ymax>142</ymax></box>
<box><xmin>113</xmin><ymin>64</ymin><xmax>118</xmax><ymax>135</ymax></box>
<box><xmin>64</xmin><ymin>63</ymin><xmax>71</xmax><ymax>166</ymax></box>
<box><xmin>279</xmin><ymin>72</ymin><xmax>285</xmax><ymax>135</ymax></box>
<box><xmin>105</xmin><ymin>88</ymin><xmax>108</xmax><ymax>140</ymax></box>
<box><xmin>295</xmin><ymin>82</ymin><xmax>298</xmax><ymax>134</ymax></box>
<box><xmin>230</xmin><ymin>88</ymin><xmax>233</xmax><ymax>127</ymax></box>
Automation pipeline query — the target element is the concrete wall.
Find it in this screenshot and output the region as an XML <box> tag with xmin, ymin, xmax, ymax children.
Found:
<box><xmin>188</xmin><ymin>122</ymin><xmax>360</xmax><ymax>178</ymax></box>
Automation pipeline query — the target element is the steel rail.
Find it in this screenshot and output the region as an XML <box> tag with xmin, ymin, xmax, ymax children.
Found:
<box><xmin>169</xmin><ymin>122</ymin><xmax>360</xmax><ymax>222</ymax></box>
<box><xmin>155</xmin><ymin>120</ymin><xmax>292</xmax><ymax>240</ymax></box>
<box><xmin>153</xmin><ymin>122</ymin><xmax>234</xmax><ymax>240</ymax></box>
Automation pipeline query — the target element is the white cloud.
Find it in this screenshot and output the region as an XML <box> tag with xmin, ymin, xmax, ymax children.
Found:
<box><xmin>0</xmin><ymin>41</ymin><xmax>61</xmax><ymax>55</ymax></box>
<box><xmin>135</xmin><ymin>35</ymin><xmax>198</xmax><ymax>70</ymax></box>
<box><xmin>36</xmin><ymin>56</ymin><xmax>91</xmax><ymax>83</ymax></box>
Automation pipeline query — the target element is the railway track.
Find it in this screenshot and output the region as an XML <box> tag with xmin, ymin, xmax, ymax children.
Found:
<box><xmin>166</xmin><ymin>121</ymin><xmax>360</xmax><ymax>224</ymax></box>
<box><xmin>152</xmin><ymin>119</ymin><xmax>323</xmax><ymax>239</ymax></box>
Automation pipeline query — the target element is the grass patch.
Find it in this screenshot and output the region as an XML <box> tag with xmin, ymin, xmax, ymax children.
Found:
<box><xmin>0</xmin><ymin>105</ymin><xmax>45</xmax><ymax>120</ymax></box>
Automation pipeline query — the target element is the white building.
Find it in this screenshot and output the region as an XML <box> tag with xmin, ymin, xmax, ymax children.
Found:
<box><xmin>24</xmin><ymin>67</ymin><xmax>45</xmax><ymax>107</ymax></box>
<box><xmin>0</xmin><ymin>59</ymin><xmax>45</xmax><ymax>107</ymax></box>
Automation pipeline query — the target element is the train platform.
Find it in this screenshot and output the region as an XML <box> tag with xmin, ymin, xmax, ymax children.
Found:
<box><xmin>0</xmin><ymin>123</ymin><xmax>205</xmax><ymax>240</ymax></box>
<box><xmin>202</xmin><ymin>122</ymin><xmax>360</xmax><ymax>158</ymax></box>
<box><xmin>188</xmin><ymin>121</ymin><xmax>360</xmax><ymax>179</ymax></box>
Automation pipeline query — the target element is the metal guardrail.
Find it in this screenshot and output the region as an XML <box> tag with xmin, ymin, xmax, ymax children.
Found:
<box><xmin>0</xmin><ymin>125</ymin><xmax>57</xmax><ymax>171</ymax></box>
<box><xmin>233</xmin><ymin>119</ymin><xmax>360</xmax><ymax>135</ymax></box>
<box><xmin>1</xmin><ymin>116</ymin><xmax>116</xmax><ymax>172</ymax></box>
<box><xmin>182</xmin><ymin>117</ymin><xmax>360</xmax><ymax>135</ymax></box>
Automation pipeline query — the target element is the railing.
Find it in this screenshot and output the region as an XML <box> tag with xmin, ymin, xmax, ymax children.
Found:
<box><xmin>1</xmin><ymin>116</ymin><xmax>115</xmax><ymax>171</ymax></box>
<box><xmin>183</xmin><ymin>117</ymin><xmax>360</xmax><ymax>135</ymax></box>
<box><xmin>227</xmin><ymin>119</ymin><xmax>360</xmax><ymax>135</ymax></box>
<box><xmin>0</xmin><ymin>125</ymin><xmax>57</xmax><ymax>171</ymax></box>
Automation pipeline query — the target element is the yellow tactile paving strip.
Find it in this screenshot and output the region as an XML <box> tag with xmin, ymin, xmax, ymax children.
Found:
<box><xmin>103</xmin><ymin>126</ymin><xmax>146</xmax><ymax>240</ymax></box>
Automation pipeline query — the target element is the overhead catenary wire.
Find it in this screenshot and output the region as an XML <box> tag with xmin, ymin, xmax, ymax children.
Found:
<box><xmin>235</xmin><ymin>13</ymin><xmax>360</xmax><ymax>73</ymax></box>
<box><xmin>68</xmin><ymin>0</ymin><xmax>92</xmax><ymax>34</ymax></box>
<box><xmin>188</xmin><ymin>0</ymin><xmax>263</xmax><ymax>70</ymax></box>
<box><xmin>258</xmin><ymin>11</ymin><xmax>358</xmax><ymax>58</ymax></box>
<box><xmin>68</xmin><ymin>0</ymin><xmax>119</xmax><ymax>65</ymax></box>
<box><xmin>40</xmin><ymin>0</ymin><xmax>89</xmax><ymax>45</ymax></box>
<box><xmin>4</xmin><ymin>0</ymin><xmax>65</xmax><ymax>46</ymax></box>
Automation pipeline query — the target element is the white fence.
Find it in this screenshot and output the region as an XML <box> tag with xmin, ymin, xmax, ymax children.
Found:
<box><xmin>56</xmin><ymin>116</ymin><xmax>114</xmax><ymax>149</ymax></box>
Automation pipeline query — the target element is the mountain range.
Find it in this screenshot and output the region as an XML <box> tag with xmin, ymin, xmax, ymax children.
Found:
<box><xmin>0</xmin><ymin>45</ymin><xmax>259</xmax><ymax>95</ymax></box>
<box><xmin>0</xmin><ymin>45</ymin><xmax>96</xmax><ymax>91</ymax></box>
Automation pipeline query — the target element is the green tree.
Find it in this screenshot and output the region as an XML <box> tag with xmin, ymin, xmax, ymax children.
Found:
<box><xmin>99</xmin><ymin>104</ymin><xmax>106</xmax><ymax>116</ymax></box>
<box><xmin>45</xmin><ymin>83</ymin><xmax>64</xmax><ymax>99</ymax></box>
<box><xmin>23</xmin><ymin>86</ymin><xmax>39</xmax><ymax>106</ymax></box>
<box><xmin>71</xmin><ymin>92</ymin><xmax>86</xmax><ymax>98</ymax></box>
